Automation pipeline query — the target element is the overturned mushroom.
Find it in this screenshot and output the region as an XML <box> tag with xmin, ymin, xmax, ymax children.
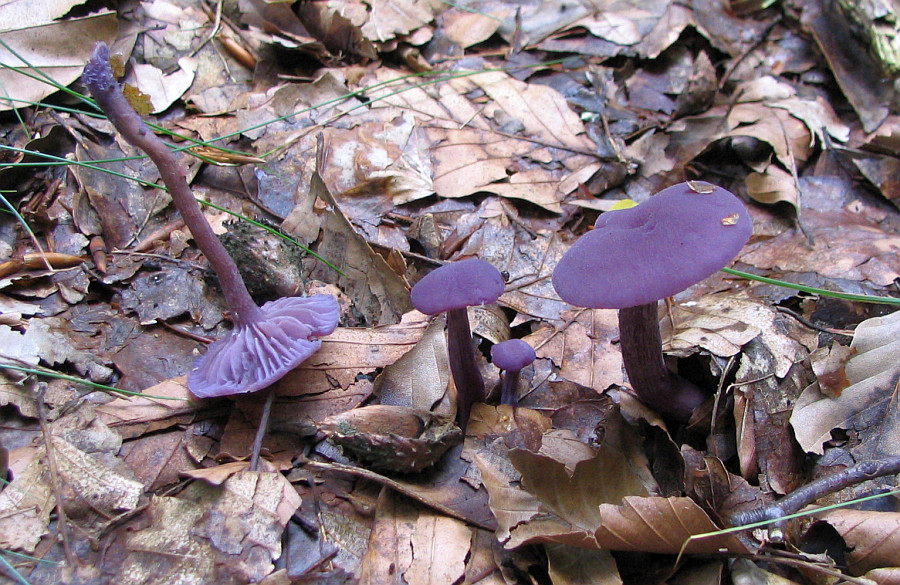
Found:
<box><xmin>83</xmin><ymin>43</ymin><xmax>340</xmax><ymax>467</ymax></box>
<box><xmin>83</xmin><ymin>42</ymin><xmax>339</xmax><ymax>398</ymax></box>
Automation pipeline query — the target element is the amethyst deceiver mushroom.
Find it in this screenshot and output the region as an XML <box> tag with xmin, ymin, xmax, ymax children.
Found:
<box><xmin>82</xmin><ymin>42</ymin><xmax>340</xmax><ymax>399</ymax></box>
<box><xmin>551</xmin><ymin>181</ymin><xmax>753</xmax><ymax>421</ymax></box>
<box><xmin>491</xmin><ymin>339</ymin><xmax>536</xmax><ymax>407</ymax></box>
<box><xmin>410</xmin><ymin>258</ymin><xmax>504</xmax><ymax>430</ymax></box>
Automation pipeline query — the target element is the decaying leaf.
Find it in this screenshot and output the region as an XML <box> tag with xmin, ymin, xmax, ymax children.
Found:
<box><xmin>320</xmin><ymin>404</ymin><xmax>462</xmax><ymax>472</ymax></box>
<box><xmin>0</xmin><ymin>411</ymin><xmax>142</xmax><ymax>553</ymax></box>
<box><xmin>112</xmin><ymin>471</ymin><xmax>300</xmax><ymax>584</ymax></box>
<box><xmin>286</xmin><ymin>165</ymin><xmax>411</xmax><ymax>326</ymax></box>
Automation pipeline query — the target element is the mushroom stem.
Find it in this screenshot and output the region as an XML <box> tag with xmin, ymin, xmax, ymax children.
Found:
<box><xmin>499</xmin><ymin>371</ymin><xmax>520</xmax><ymax>406</ymax></box>
<box><xmin>83</xmin><ymin>43</ymin><xmax>260</xmax><ymax>325</ymax></box>
<box><xmin>617</xmin><ymin>302</ymin><xmax>706</xmax><ymax>421</ymax></box>
<box><xmin>249</xmin><ymin>386</ymin><xmax>276</xmax><ymax>472</ymax></box>
<box><xmin>445</xmin><ymin>307</ymin><xmax>485</xmax><ymax>430</ymax></box>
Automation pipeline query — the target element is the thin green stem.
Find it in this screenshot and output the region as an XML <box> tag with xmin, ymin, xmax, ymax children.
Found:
<box><xmin>722</xmin><ymin>267</ymin><xmax>900</xmax><ymax>306</ymax></box>
<box><xmin>0</xmin><ymin>364</ymin><xmax>189</xmax><ymax>401</ymax></box>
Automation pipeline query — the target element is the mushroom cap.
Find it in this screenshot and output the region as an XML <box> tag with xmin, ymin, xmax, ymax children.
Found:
<box><xmin>188</xmin><ymin>294</ymin><xmax>340</xmax><ymax>398</ymax></box>
<box><xmin>552</xmin><ymin>181</ymin><xmax>753</xmax><ymax>309</ymax></box>
<box><xmin>491</xmin><ymin>339</ymin><xmax>536</xmax><ymax>371</ymax></box>
<box><xmin>410</xmin><ymin>258</ymin><xmax>504</xmax><ymax>315</ymax></box>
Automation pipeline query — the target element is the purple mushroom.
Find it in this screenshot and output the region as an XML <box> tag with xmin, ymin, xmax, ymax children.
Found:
<box><xmin>83</xmin><ymin>43</ymin><xmax>340</xmax><ymax>468</ymax></box>
<box><xmin>552</xmin><ymin>181</ymin><xmax>753</xmax><ymax>421</ymax></box>
<box><xmin>491</xmin><ymin>339</ymin><xmax>536</xmax><ymax>407</ymax></box>
<box><xmin>410</xmin><ymin>258</ymin><xmax>504</xmax><ymax>430</ymax></box>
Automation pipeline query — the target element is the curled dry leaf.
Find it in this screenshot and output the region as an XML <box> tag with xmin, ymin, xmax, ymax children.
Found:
<box><xmin>792</xmin><ymin>309</ymin><xmax>900</xmax><ymax>459</ymax></box>
<box><xmin>320</xmin><ymin>404</ymin><xmax>462</xmax><ymax>473</ymax></box>
<box><xmin>820</xmin><ymin>509</ymin><xmax>900</xmax><ymax>575</ymax></box>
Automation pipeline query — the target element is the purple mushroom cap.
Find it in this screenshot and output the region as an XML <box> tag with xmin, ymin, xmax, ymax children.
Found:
<box><xmin>188</xmin><ymin>294</ymin><xmax>340</xmax><ymax>398</ymax></box>
<box><xmin>410</xmin><ymin>258</ymin><xmax>505</xmax><ymax>315</ymax></box>
<box><xmin>491</xmin><ymin>339</ymin><xmax>536</xmax><ymax>372</ymax></box>
<box><xmin>552</xmin><ymin>181</ymin><xmax>753</xmax><ymax>309</ymax></box>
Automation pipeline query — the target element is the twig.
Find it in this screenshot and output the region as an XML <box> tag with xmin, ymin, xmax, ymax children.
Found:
<box><xmin>35</xmin><ymin>385</ymin><xmax>76</xmax><ymax>571</ymax></box>
<box><xmin>731</xmin><ymin>457</ymin><xmax>900</xmax><ymax>526</ymax></box>
<box><xmin>775</xmin><ymin>306</ymin><xmax>855</xmax><ymax>337</ymax></box>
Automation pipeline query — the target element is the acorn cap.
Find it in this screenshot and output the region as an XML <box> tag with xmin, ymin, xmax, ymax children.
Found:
<box><xmin>188</xmin><ymin>294</ymin><xmax>340</xmax><ymax>398</ymax></box>
<box><xmin>410</xmin><ymin>258</ymin><xmax>504</xmax><ymax>315</ymax></box>
<box><xmin>491</xmin><ymin>339</ymin><xmax>536</xmax><ymax>371</ymax></box>
<box><xmin>552</xmin><ymin>181</ymin><xmax>753</xmax><ymax>309</ymax></box>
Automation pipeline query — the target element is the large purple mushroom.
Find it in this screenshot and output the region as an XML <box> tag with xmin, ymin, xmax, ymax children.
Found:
<box><xmin>491</xmin><ymin>339</ymin><xmax>536</xmax><ymax>407</ymax></box>
<box><xmin>552</xmin><ymin>181</ymin><xmax>753</xmax><ymax>421</ymax></box>
<box><xmin>410</xmin><ymin>258</ymin><xmax>504</xmax><ymax>430</ymax></box>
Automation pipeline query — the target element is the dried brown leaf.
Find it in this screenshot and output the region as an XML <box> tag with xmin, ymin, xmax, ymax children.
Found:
<box><xmin>0</xmin><ymin>7</ymin><xmax>118</xmax><ymax>113</ymax></box>
<box><xmin>374</xmin><ymin>314</ymin><xmax>451</xmax><ymax>412</ymax></box>
<box><xmin>545</xmin><ymin>544</ymin><xmax>622</xmax><ymax>585</ymax></box>
<box><xmin>289</xmin><ymin>168</ymin><xmax>412</xmax><ymax>326</ymax></box>
<box><xmin>112</xmin><ymin>471</ymin><xmax>299</xmax><ymax>583</ymax></box>
<box><xmin>96</xmin><ymin>377</ymin><xmax>202</xmax><ymax>439</ymax></box>
<box><xmin>405</xmin><ymin>513</ymin><xmax>471</xmax><ymax>584</ymax></box>
<box><xmin>529</xmin><ymin>308</ymin><xmax>625</xmax><ymax>394</ymax></box>
<box><xmin>740</xmin><ymin>208</ymin><xmax>900</xmax><ymax>288</ymax></box>
<box><xmin>594</xmin><ymin>496</ymin><xmax>750</xmax><ymax>555</ymax></box>
<box><xmin>359</xmin><ymin>488</ymin><xmax>418</xmax><ymax>584</ymax></box>
<box><xmin>509</xmin><ymin>442</ymin><xmax>652</xmax><ymax>538</ymax></box>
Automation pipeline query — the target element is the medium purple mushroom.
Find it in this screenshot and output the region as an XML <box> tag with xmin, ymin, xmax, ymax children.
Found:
<box><xmin>410</xmin><ymin>258</ymin><xmax>504</xmax><ymax>430</ymax></box>
<box><xmin>491</xmin><ymin>339</ymin><xmax>536</xmax><ymax>406</ymax></box>
<box><xmin>552</xmin><ymin>181</ymin><xmax>753</xmax><ymax>421</ymax></box>
<box><xmin>83</xmin><ymin>43</ymin><xmax>339</xmax><ymax>466</ymax></box>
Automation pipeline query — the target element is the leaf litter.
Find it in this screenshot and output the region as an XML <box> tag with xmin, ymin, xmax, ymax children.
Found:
<box><xmin>1</xmin><ymin>0</ymin><xmax>900</xmax><ymax>583</ymax></box>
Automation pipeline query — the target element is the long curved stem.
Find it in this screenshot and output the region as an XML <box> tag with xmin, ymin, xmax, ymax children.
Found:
<box><xmin>617</xmin><ymin>302</ymin><xmax>706</xmax><ymax>421</ymax></box>
<box><xmin>83</xmin><ymin>43</ymin><xmax>259</xmax><ymax>325</ymax></box>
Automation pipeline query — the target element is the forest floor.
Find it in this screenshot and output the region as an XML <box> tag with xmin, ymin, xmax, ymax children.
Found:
<box><xmin>1</xmin><ymin>0</ymin><xmax>900</xmax><ymax>584</ymax></box>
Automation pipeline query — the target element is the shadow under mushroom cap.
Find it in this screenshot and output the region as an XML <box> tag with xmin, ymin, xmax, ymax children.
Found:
<box><xmin>188</xmin><ymin>294</ymin><xmax>340</xmax><ymax>399</ymax></box>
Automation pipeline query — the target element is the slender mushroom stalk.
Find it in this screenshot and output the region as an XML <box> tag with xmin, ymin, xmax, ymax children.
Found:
<box><xmin>410</xmin><ymin>258</ymin><xmax>505</xmax><ymax>431</ymax></box>
<box><xmin>83</xmin><ymin>43</ymin><xmax>340</xmax><ymax>466</ymax></box>
<box><xmin>491</xmin><ymin>339</ymin><xmax>536</xmax><ymax>407</ymax></box>
<box><xmin>445</xmin><ymin>307</ymin><xmax>485</xmax><ymax>424</ymax></box>
<box><xmin>552</xmin><ymin>181</ymin><xmax>753</xmax><ymax>421</ymax></box>
<box><xmin>617</xmin><ymin>303</ymin><xmax>705</xmax><ymax>420</ymax></box>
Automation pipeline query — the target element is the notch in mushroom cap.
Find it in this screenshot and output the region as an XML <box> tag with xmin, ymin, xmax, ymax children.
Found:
<box><xmin>189</xmin><ymin>294</ymin><xmax>340</xmax><ymax>399</ymax></box>
<box><xmin>551</xmin><ymin>181</ymin><xmax>753</xmax><ymax>421</ymax></box>
<box><xmin>410</xmin><ymin>258</ymin><xmax>505</xmax><ymax>430</ymax></box>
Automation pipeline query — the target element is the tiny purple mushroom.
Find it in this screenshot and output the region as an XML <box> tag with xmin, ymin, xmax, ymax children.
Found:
<box><xmin>82</xmin><ymin>43</ymin><xmax>340</xmax><ymax>401</ymax></box>
<box><xmin>491</xmin><ymin>339</ymin><xmax>536</xmax><ymax>407</ymax></box>
<box><xmin>410</xmin><ymin>258</ymin><xmax>504</xmax><ymax>430</ymax></box>
<box><xmin>552</xmin><ymin>181</ymin><xmax>752</xmax><ymax>421</ymax></box>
